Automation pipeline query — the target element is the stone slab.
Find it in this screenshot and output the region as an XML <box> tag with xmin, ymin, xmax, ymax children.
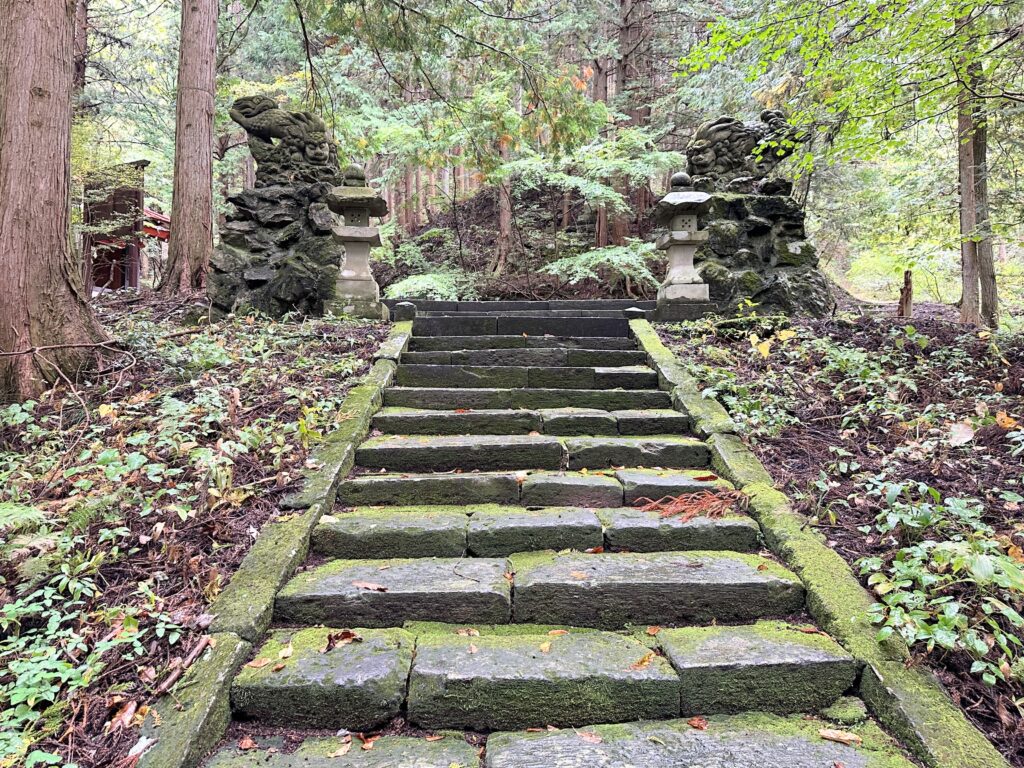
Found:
<box><xmin>614</xmin><ymin>468</ymin><xmax>730</xmax><ymax>504</ymax></box>
<box><xmin>384</xmin><ymin>387</ymin><xmax>514</xmax><ymax>409</ymax></box>
<box><xmin>484</xmin><ymin>713</ymin><xmax>917</xmax><ymax>768</ymax></box>
<box><xmin>511</xmin><ymin>551</ymin><xmax>805</xmax><ymax>628</ymax></box>
<box><xmin>450</xmin><ymin>348</ymin><xmax>568</xmax><ymax>367</ymax></box>
<box><xmin>413</xmin><ymin>316</ymin><xmax>498</xmax><ymax>336</ymax></box>
<box><xmin>372</xmin><ymin>408</ymin><xmax>543</xmax><ymax>435</ymax></box>
<box><xmin>230</xmin><ymin>628</ymin><xmax>412</xmax><ymax>729</ymax></box>
<box><xmin>593</xmin><ymin>366</ymin><xmax>659</xmax><ymax>389</ymax></box>
<box><xmin>205</xmin><ymin>735</ymin><xmax>480</xmax><ymax>767</ymax></box>
<box><xmin>407</xmin><ymin>336</ymin><xmax>638</xmax><ymax>351</ymax></box>
<box><xmin>510</xmin><ymin>389</ymin><xmax>673</xmax><ymax>410</ymax></box>
<box><xmin>398</xmin><ymin>350</ymin><xmax>453</xmax><ymax>365</ymax></box>
<box><xmin>311</xmin><ymin>507</ymin><xmax>469</xmax><ymax>558</ymax></box>
<box><xmin>658</xmin><ymin>621</ymin><xmax>859</xmax><ymax>715</ymax></box>
<box><xmin>275</xmin><ymin>557</ymin><xmax>512</xmax><ymax>626</ymax></box>
<box><xmin>611</xmin><ymin>409</ymin><xmax>693</xmax><ymax>436</ymax></box>
<box><xmin>565</xmin><ymin>436</ymin><xmax>710</xmax><ymax>470</ymax></box>
<box><xmin>397</xmin><ymin>364</ymin><xmax>529</xmax><ymax>389</ymax></box>
<box><xmin>539</xmin><ymin>408</ymin><xmax>618</xmax><ymax>436</ymax></box>
<box><xmin>356</xmin><ymin>434</ymin><xmax>564</xmax><ymax>472</ymax></box>
<box><xmin>407</xmin><ymin>630</ymin><xmax>679</xmax><ymax>730</ymax></box>
<box><xmin>468</xmin><ymin>507</ymin><xmax>603</xmax><ymax>556</ymax></box>
<box><xmin>565</xmin><ymin>349</ymin><xmax>648</xmax><ymax>367</ymax></box>
<box><xmin>527</xmin><ymin>366</ymin><xmax>596</xmax><ymax>389</ymax></box>
<box><xmin>496</xmin><ymin>316</ymin><xmax>630</xmax><ymax>337</ymax></box>
<box><xmin>337</xmin><ymin>472</ymin><xmax>520</xmax><ymax>507</ymax></box>
<box><xmin>520</xmin><ymin>472</ymin><xmax>623</xmax><ymax>508</ymax></box>
<box><xmin>597</xmin><ymin>507</ymin><xmax>761</xmax><ymax>552</ymax></box>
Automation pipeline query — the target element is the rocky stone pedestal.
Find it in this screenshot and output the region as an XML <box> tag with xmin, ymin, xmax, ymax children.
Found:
<box><xmin>652</xmin><ymin>175</ymin><xmax>715</xmax><ymax>322</ymax></box>
<box><xmin>696</xmin><ymin>193</ymin><xmax>832</xmax><ymax>317</ymax></box>
<box><xmin>209</xmin><ymin>183</ymin><xmax>343</xmax><ymax>318</ymax></box>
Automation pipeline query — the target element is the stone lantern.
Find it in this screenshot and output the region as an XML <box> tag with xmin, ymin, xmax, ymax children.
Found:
<box><xmin>653</xmin><ymin>172</ymin><xmax>714</xmax><ymax>321</ymax></box>
<box><xmin>326</xmin><ymin>164</ymin><xmax>389</xmax><ymax>320</ymax></box>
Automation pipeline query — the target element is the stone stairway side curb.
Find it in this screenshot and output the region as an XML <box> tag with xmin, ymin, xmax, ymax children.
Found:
<box><xmin>629</xmin><ymin>319</ymin><xmax>738</xmax><ymax>437</ymax></box>
<box><xmin>137</xmin><ymin>632</ymin><xmax>252</xmax><ymax>768</ymax></box>
<box><xmin>212</xmin><ymin>321</ymin><xmax>406</xmax><ymax>642</ymax></box>
<box><xmin>706</xmin><ymin>433</ymin><xmax>1009</xmax><ymax>767</ymax></box>
<box><xmin>372</xmin><ymin>320</ymin><xmax>413</xmax><ymax>362</ymax></box>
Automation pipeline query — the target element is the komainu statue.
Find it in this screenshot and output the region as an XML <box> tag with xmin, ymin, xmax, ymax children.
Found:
<box><xmin>229</xmin><ymin>95</ymin><xmax>343</xmax><ymax>187</ymax></box>
<box><xmin>685</xmin><ymin>110</ymin><xmax>806</xmax><ymax>194</ymax></box>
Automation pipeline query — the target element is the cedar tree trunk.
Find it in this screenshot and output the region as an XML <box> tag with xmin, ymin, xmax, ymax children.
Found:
<box><xmin>161</xmin><ymin>0</ymin><xmax>218</xmax><ymax>295</ymax></box>
<box><xmin>0</xmin><ymin>0</ymin><xmax>108</xmax><ymax>401</ymax></box>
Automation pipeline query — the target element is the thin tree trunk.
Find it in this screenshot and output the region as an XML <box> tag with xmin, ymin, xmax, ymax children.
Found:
<box><xmin>0</xmin><ymin>0</ymin><xmax>108</xmax><ymax>401</ymax></box>
<box><xmin>160</xmin><ymin>0</ymin><xmax>217</xmax><ymax>295</ymax></box>
<box><xmin>973</xmin><ymin>100</ymin><xmax>998</xmax><ymax>327</ymax></box>
<box><xmin>957</xmin><ymin>86</ymin><xmax>981</xmax><ymax>325</ymax></box>
<box><xmin>897</xmin><ymin>270</ymin><xmax>913</xmax><ymax>318</ymax></box>
<box><xmin>73</xmin><ymin>0</ymin><xmax>88</xmax><ymax>97</ymax></box>
<box><xmin>493</xmin><ymin>139</ymin><xmax>513</xmax><ymax>274</ymax></box>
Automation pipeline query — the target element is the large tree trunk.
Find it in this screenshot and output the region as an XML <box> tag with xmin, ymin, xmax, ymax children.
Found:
<box><xmin>160</xmin><ymin>0</ymin><xmax>217</xmax><ymax>296</ymax></box>
<box><xmin>973</xmin><ymin>102</ymin><xmax>998</xmax><ymax>327</ymax></box>
<box><xmin>0</xmin><ymin>0</ymin><xmax>108</xmax><ymax>402</ymax></box>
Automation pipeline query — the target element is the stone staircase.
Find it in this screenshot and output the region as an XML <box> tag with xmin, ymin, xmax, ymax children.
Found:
<box><xmin>203</xmin><ymin>313</ymin><xmax>917</xmax><ymax>767</ymax></box>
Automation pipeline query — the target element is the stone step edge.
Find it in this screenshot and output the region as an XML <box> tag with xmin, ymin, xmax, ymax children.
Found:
<box><xmin>205</xmin><ymin>712</ymin><xmax>915</xmax><ymax>768</ymax></box>
<box><xmin>371</xmin><ymin>407</ymin><xmax>692</xmax><ymax>436</ymax></box>
<box><xmin>229</xmin><ymin>622</ymin><xmax>858</xmax><ymax>731</ymax></box>
<box><xmin>310</xmin><ymin>502</ymin><xmax>758</xmax><ymax>558</ymax></box>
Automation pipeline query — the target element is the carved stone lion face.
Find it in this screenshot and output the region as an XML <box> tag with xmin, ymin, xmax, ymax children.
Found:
<box><xmin>304</xmin><ymin>137</ymin><xmax>330</xmax><ymax>165</ymax></box>
<box><xmin>687</xmin><ymin>142</ymin><xmax>716</xmax><ymax>174</ymax></box>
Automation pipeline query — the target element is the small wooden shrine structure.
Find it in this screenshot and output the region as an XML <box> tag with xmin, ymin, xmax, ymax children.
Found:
<box><xmin>82</xmin><ymin>160</ymin><xmax>171</xmax><ymax>294</ymax></box>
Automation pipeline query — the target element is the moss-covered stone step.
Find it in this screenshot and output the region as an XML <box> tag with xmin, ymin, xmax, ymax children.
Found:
<box><xmin>312</xmin><ymin>506</ymin><xmax>471</xmax><ymax>558</ymax></box>
<box><xmin>371</xmin><ymin>407</ymin><xmax>693</xmax><ymax>436</ymax></box>
<box><xmin>384</xmin><ymin>387</ymin><xmax>672</xmax><ymax>411</ymax></box>
<box><xmin>229</xmin><ymin>627</ymin><xmax>412</xmax><ymax>730</ymax></box>
<box><xmin>520</xmin><ymin>472</ymin><xmax>624</xmax><ymax>507</ymax></box>
<box><xmin>337</xmin><ymin>472</ymin><xmax>523</xmax><ymax>507</ymax></box>
<box><xmin>372</xmin><ymin>408</ymin><xmax>544</xmax><ymax>435</ymax></box>
<box><xmin>355</xmin><ymin>434</ymin><xmax>565</xmax><ymax>472</ymax></box>
<box><xmin>484</xmin><ymin>713</ymin><xmax>917</xmax><ymax>767</ymax></box>
<box><xmin>406</xmin><ymin>628</ymin><xmax>679</xmax><ymax>730</ymax></box>
<box><xmin>658</xmin><ymin>621</ymin><xmax>859</xmax><ymax>715</ymax></box>
<box><xmin>401</xmin><ymin>348</ymin><xmax>648</xmax><ymax>367</ymax></box>
<box><xmin>511</xmin><ymin>551</ymin><xmax>804</xmax><ymax>628</ymax></box>
<box><xmin>468</xmin><ymin>507</ymin><xmax>603</xmax><ymax>556</ymax></box>
<box><xmin>395</xmin><ymin>365</ymin><xmax>658</xmax><ymax>390</ymax></box>
<box><xmin>311</xmin><ymin>504</ymin><xmax>754</xmax><ymax>559</ymax></box>
<box><xmin>565</xmin><ymin>436</ymin><xmax>710</xmax><ymax>470</ymax></box>
<box><xmin>275</xmin><ymin>557</ymin><xmax>512</xmax><ymax>626</ymax></box>
<box><xmin>613</xmin><ymin>467</ymin><xmax>730</xmax><ymax>503</ymax></box>
<box><xmin>597</xmin><ymin>507</ymin><xmax>760</xmax><ymax>552</ymax></box>
<box><xmin>413</xmin><ymin>316</ymin><xmax>630</xmax><ymax>337</ymax></box>
<box><xmin>408</xmin><ymin>335</ymin><xmax>638</xmax><ymax>351</ymax></box>
<box><xmin>205</xmin><ymin>734</ymin><xmax>480</xmax><ymax>767</ymax></box>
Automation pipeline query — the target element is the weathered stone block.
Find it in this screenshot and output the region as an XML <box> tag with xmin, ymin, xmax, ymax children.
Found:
<box><xmin>565</xmin><ymin>436</ymin><xmax>710</xmax><ymax>470</ymax></box>
<box><xmin>355</xmin><ymin>434</ymin><xmax>564</xmax><ymax>472</ymax></box>
<box><xmin>511</xmin><ymin>550</ymin><xmax>804</xmax><ymax>628</ymax></box>
<box><xmin>230</xmin><ymin>628</ymin><xmax>413</xmax><ymax>729</ymax></box>
<box><xmin>658</xmin><ymin>621</ymin><xmax>859</xmax><ymax>715</ymax></box>
<box><xmin>598</xmin><ymin>507</ymin><xmax>760</xmax><ymax>552</ymax></box>
<box><xmin>407</xmin><ymin>630</ymin><xmax>679</xmax><ymax>730</ymax></box>
<box><xmin>337</xmin><ymin>472</ymin><xmax>521</xmax><ymax>507</ymax></box>
<box><xmin>275</xmin><ymin>557</ymin><xmax>512</xmax><ymax>626</ymax></box>
<box><xmin>468</xmin><ymin>507</ymin><xmax>603</xmax><ymax>556</ymax></box>
<box><xmin>520</xmin><ymin>472</ymin><xmax>623</xmax><ymax>508</ymax></box>
<box><xmin>311</xmin><ymin>507</ymin><xmax>469</xmax><ymax>558</ymax></box>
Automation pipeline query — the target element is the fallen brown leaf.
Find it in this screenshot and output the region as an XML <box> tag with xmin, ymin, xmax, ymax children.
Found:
<box><xmin>577</xmin><ymin>731</ymin><xmax>602</xmax><ymax>744</ymax></box>
<box><xmin>687</xmin><ymin>716</ymin><xmax>708</xmax><ymax>730</ymax></box>
<box><xmin>351</xmin><ymin>581</ymin><xmax>388</xmax><ymax>592</ymax></box>
<box><xmin>244</xmin><ymin>657</ymin><xmax>271</xmax><ymax>669</ymax></box>
<box><xmin>819</xmin><ymin>728</ymin><xmax>862</xmax><ymax>747</ymax></box>
<box><xmin>238</xmin><ymin>735</ymin><xmax>258</xmax><ymax>751</ymax></box>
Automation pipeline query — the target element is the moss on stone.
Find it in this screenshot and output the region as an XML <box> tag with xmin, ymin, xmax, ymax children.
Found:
<box><xmin>138</xmin><ymin>633</ymin><xmax>251</xmax><ymax>768</ymax></box>
<box><xmin>211</xmin><ymin>503</ymin><xmax>324</xmax><ymax>641</ymax></box>
<box><xmin>708</xmin><ymin>432</ymin><xmax>775</xmax><ymax>488</ymax></box>
<box><xmin>821</xmin><ymin>696</ymin><xmax>869</xmax><ymax>725</ymax></box>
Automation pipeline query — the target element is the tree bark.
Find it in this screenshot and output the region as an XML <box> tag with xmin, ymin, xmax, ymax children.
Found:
<box><xmin>73</xmin><ymin>0</ymin><xmax>88</xmax><ymax>97</ymax></box>
<box><xmin>957</xmin><ymin>84</ymin><xmax>981</xmax><ymax>325</ymax></box>
<box><xmin>972</xmin><ymin>101</ymin><xmax>998</xmax><ymax>327</ymax></box>
<box><xmin>0</xmin><ymin>0</ymin><xmax>108</xmax><ymax>401</ymax></box>
<box><xmin>160</xmin><ymin>0</ymin><xmax>217</xmax><ymax>296</ymax></box>
<box><xmin>897</xmin><ymin>270</ymin><xmax>913</xmax><ymax>318</ymax></box>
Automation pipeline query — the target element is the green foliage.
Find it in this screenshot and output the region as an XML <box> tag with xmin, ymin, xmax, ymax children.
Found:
<box><xmin>385</xmin><ymin>270</ymin><xmax>477</xmax><ymax>301</ymax></box>
<box><xmin>0</xmin><ymin>305</ymin><xmax>383</xmax><ymax>765</ymax></box>
<box><xmin>541</xmin><ymin>240</ymin><xmax>660</xmax><ymax>292</ymax></box>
